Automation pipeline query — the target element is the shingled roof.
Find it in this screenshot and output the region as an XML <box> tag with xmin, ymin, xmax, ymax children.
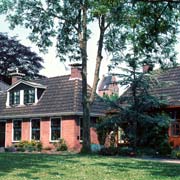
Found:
<box><xmin>0</xmin><ymin>75</ymin><xmax>107</xmax><ymax>119</ymax></box>
<box><xmin>121</xmin><ymin>66</ymin><xmax>180</xmax><ymax>107</ymax></box>
<box><xmin>151</xmin><ymin>66</ymin><xmax>180</xmax><ymax>107</ymax></box>
<box><xmin>98</xmin><ymin>75</ymin><xmax>113</xmax><ymax>91</ymax></box>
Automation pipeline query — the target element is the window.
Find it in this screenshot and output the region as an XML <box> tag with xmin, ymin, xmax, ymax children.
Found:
<box><xmin>118</xmin><ymin>127</ymin><xmax>125</xmax><ymax>144</ymax></box>
<box><xmin>51</xmin><ymin>118</ymin><xmax>61</xmax><ymax>141</ymax></box>
<box><xmin>31</xmin><ymin>119</ymin><xmax>40</xmax><ymax>140</ymax></box>
<box><xmin>24</xmin><ymin>89</ymin><xmax>35</xmax><ymax>104</ymax></box>
<box><xmin>171</xmin><ymin>122</ymin><xmax>180</xmax><ymax>136</ymax></box>
<box><xmin>10</xmin><ymin>91</ymin><xmax>20</xmax><ymax>105</ymax></box>
<box><xmin>79</xmin><ymin>118</ymin><xmax>83</xmax><ymax>142</ymax></box>
<box><xmin>13</xmin><ymin>120</ymin><xmax>21</xmax><ymax>141</ymax></box>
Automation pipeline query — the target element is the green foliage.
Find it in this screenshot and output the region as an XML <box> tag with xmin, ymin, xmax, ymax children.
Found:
<box><xmin>0</xmin><ymin>33</ymin><xmax>44</xmax><ymax>79</ymax></box>
<box><xmin>53</xmin><ymin>138</ymin><xmax>68</xmax><ymax>151</ymax></box>
<box><xmin>171</xmin><ymin>149</ymin><xmax>180</xmax><ymax>159</ymax></box>
<box><xmin>13</xmin><ymin>140</ymin><xmax>42</xmax><ymax>152</ymax></box>
<box><xmin>99</xmin><ymin>146</ymin><xmax>135</xmax><ymax>156</ymax></box>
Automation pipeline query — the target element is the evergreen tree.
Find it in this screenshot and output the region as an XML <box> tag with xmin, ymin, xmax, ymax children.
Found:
<box><xmin>101</xmin><ymin>2</ymin><xmax>180</xmax><ymax>152</ymax></box>
<box><xmin>0</xmin><ymin>33</ymin><xmax>44</xmax><ymax>79</ymax></box>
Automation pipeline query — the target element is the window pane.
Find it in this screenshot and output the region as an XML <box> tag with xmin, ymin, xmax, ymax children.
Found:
<box><xmin>171</xmin><ymin>122</ymin><xmax>180</xmax><ymax>136</ymax></box>
<box><xmin>13</xmin><ymin>120</ymin><xmax>21</xmax><ymax>141</ymax></box>
<box><xmin>10</xmin><ymin>91</ymin><xmax>20</xmax><ymax>105</ymax></box>
<box><xmin>24</xmin><ymin>89</ymin><xmax>35</xmax><ymax>104</ymax></box>
<box><xmin>31</xmin><ymin>119</ymin><xmax>40</xmax><ymax>140</ymax></box>
<box><xmin>51</xmin><ymin>118</ymin><xmax>61</xmax><ymax>141</ymax></box>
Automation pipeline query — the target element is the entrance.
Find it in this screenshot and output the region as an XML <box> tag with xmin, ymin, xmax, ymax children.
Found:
<box><xmin>0</xmin><ymin>122</ymin><xmax>5</xmax><ymax>147</ymax></box>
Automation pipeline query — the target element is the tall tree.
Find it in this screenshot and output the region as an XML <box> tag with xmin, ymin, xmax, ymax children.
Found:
<box><xmin>0</xmin><ymin>0</ymin><xmax>123</xmax><ymax>152</ymax></box>
<box><xmin>104</xmin><ymin>2</ymin><xmax>180</xmax><ymax>150</ymax></box>
<box><xmin>0</xmin><ymin>33</ymin><xmax>44</xmax><ymax>79</ymax></box>
<box><xmin>1</xmin><ymin>0</ymin><xmax>179</xmax><ymax>152</ymax></box>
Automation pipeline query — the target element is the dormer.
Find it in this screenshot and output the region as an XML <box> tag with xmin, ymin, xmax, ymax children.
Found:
<box><xmin>6</xmin><ymin>80</ymin><xmax>46</xmax><ymax>107</ymax></box>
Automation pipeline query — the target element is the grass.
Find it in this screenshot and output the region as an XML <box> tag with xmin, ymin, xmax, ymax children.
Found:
<box><xmin>0</xmin><ymin>153</ymin><xmax>180</xmax><ymax>180</ymax></box>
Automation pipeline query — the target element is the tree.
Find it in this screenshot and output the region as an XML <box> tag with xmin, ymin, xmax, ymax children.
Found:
<box><xmin>0</xmin><ymin>33</ymin><xmax>44</xmax><ymax>79</ymax></box>
<box><xmin>102</xmin><ymin>2</ymin><xmax>180</xmax><ymax>151</ymax></box>
<box><xmin>1</xmin><ymin>0</ymin><xmax>179</xmax><ymax>152</ymax></box>
<box><xmin>0</xmin><ymin>0</ymin><xmax>124</xmax><ymax>152</ymax></box>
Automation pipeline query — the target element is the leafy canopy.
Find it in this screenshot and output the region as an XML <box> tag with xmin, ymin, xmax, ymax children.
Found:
<box><xmin>0</xmin><ymin>33</ymin><xmax>44</xmax><ymax>79</ymax></box>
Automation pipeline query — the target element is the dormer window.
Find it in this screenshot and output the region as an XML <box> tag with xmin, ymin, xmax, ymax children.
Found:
<box><xmin>6</xmin><ymin>80</ymin><xmax>46</xmax><ymax>107</ymax></box>
<box><xmin>10</xmin><ymin>91</ymin><xmax>20</xmax><ymax>106</ymax></box>
<box><xmin>24</xmin><ymin>89</ymin><xmax>35</xmax><ymax>104</ymax></box>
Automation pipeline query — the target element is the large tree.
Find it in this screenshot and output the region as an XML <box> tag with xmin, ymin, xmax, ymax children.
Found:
<box><xmin>0</xmin><ymin>0</ymin><xmax>123</xmax><ymax>152</ymax></box>
<box><xmin>102</xmin><ymin>2</ymin><xmax>180</xmax><ymax>151</ymax></box>
<box><xmin>1</xmin><ymin>0</ymin><xmax>179</xmax><ymax>152</ymax></box>
<box><xmin>0</xmin><ymin>33</ymin><xmax>44</xmax><ymax>79</ymax></box>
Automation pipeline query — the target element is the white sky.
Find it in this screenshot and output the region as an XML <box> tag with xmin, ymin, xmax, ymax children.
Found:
<box><xmin>0</xmin><ymin>15</ymin><xmax>180</xmax><ymax>89</ymax></box>
<box><xmin>0</xmin><ymin>15</ymin><xmax>110</xmax><ymax>86</ymax></box>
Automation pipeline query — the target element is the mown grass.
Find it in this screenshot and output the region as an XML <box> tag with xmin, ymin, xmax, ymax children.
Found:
<box><xmin>0</xmin><ymin>153</ymin><xmax>179</xmax><ymax>180</ymax></box>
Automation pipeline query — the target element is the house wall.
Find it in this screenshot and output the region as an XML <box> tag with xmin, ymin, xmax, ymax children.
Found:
<box><xmin>4</xmin><ymin>116</ymin><xmax>100</xmax><ymax>151</ymax></box>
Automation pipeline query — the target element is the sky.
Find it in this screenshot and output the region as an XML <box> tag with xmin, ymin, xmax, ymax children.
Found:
<box><xmin>0</xmin><ymin>15</ymin><xmax>180</xmax><ymax>90</ymax></box>
<box><xmin>0</xmin><ymin>15</ymin><xmax>110</xmax><ymax>87</ymax></box>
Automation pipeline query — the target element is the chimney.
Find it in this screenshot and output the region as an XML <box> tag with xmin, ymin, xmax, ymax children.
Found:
<box><xmin>9</xmin><ymin>68</ymin><xmax>25</xmax><ymax>84</ymax></box>
<box><xmin>69</xmin><ymin>63</ymin><xmax>82</xmax><ymax>80</ymax></box>
<box><xmin>143</xmin><ymin>64</ymin><xmax>153</xmax><ymax>73</ymax></box>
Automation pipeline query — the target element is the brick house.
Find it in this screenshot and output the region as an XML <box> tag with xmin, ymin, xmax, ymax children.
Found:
<box><xmin>0</xmin><ymin>65</ymin><xmax>106</xmax><ymax>151</ymax></box>
<box><xmin>98</xmin><ymin>75</ymin><xmax>119</xmax><ymax>97</ymax></box>
<box><xmin>118</xmin><ymin>66</ymin><xmax>180</xmax><ymax>148</ymax></box>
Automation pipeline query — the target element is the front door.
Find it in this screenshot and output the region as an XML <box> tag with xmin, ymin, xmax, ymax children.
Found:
<box><xmin>0</xmin><ymin>122</ymin><xmax>5</xmax><ymax>147</ymax></box>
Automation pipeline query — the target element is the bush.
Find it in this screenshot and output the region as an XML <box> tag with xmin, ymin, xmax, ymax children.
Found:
<box><xmin>155</xmin><ymin>141</ymin><xmax>172</xmax><ymax>156</ymax></box>
<box><xmin>13</xmin><ymin>140</ymin><xmax>42</xmax><ymax>152</ymax></box>
<box><xmin>171</xmin><ymin>149</ymin><xmax>180</xmax><ymax>159</ymax></box>
<box><xmin>53</xmin><ymin>139</ymin><xmax>68</xmax><ymax>151</ymax></box>
<box><xmin>99</xmin><ymin>146</ymin><xmax>135</xmax><ymax>156</ymax></box>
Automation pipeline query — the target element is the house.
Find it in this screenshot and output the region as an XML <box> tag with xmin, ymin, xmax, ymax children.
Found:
<box><xmin>0</xmin><ymin>64</ymin><xmax>106</xmax><ymax>151</ymax></box>
<box><xmin>119</xmin><ymin>66</ymin><xmax>180</xmax><ymax>148</ymax></box>
<box><xmin>98</xmin><ymin>75</ymin><xmax>119</xmax><ymax>97</ymax></box>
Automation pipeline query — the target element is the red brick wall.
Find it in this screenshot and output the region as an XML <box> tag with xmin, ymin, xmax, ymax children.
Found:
<box><xmin>40</xmin><ymin>117</ymin><xmax>53</xmax><ymax>149</ymax></box>
<box><xmin>22</xmin><ymin>119</ymin><xmax>30</xmax><ymax>141</ymax></box>
<box><xmin>62</xmin><ymin>116</ymin><xmax>81</xmax><ymax>151</ymax></box>
<box><xmin>5</xmin><ymin>120</ymin><xmax>12</xmax><ymax>147</ymax></box>
<box><xmin>4</xmin><ymin>116</ymin><xmax>100</xmax><ymax>151</ymax></box>
<box><xmin>169</xmin><ymin>136</ymin><xmax>180</xmax><ymax>148</ymax></box>
<box><xmin>90</xmin><ymin>128</ymin><xmax>99</xmax><ymax>144</ymax></box>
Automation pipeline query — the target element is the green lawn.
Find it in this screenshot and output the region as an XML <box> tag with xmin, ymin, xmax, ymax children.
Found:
<box><xmin>0</xmin><ymin>153</ymin><xmax>180</xmax><ymax>180</ymax></box>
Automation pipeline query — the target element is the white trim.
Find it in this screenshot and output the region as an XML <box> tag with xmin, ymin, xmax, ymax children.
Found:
<box><xmin>12</xmin><ymin>119</ymin><xmax>22</xmax><ymax>142</ymax></box>
<box><xmin>6</xmin><ymin>92</ymin><xmax>10</xmax><ymax>107</ymax></box>
<box><xmin>7</xmin><ymin>80</ymin><xmax>46</xmax><ymax>91</ymax></box>
<box><xmin>35</xmin><ymin>88</ymin><xmax>38</xmax><ymax>103</ymax></box>
<box><xmin>30</xmin><ymin>118</ymin><xmax>41</xmax><ymax>141</ymax></box>
<box><xmin>20</xmin><ymin>90</ymin><xmax>24</xmax><ymax>105</ymax></box>
<box><xmin>50</xmin><ymin>117</ymin><xmax>62</xmax><ymax>142</ymax></box>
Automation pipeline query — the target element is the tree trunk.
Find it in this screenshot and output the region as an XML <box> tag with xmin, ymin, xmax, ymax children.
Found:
<box><xmin>89</xmin><ymin>15</ymin><xmax>106</xmax><ymax>104</ymax></box>
<box><xmin>80</xmin><ymin>0</ymin><xmax>91</xmax><ymax>153</ymax></box>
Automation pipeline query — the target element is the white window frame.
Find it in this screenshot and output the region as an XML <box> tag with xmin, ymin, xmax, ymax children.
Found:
<box><xmin>30</xmin><ymin>118</ymin><xmax>41</xmax><ymax>141</ymax></box>
<box><xmin>12</xmin><ymin>119</ymin><xmax>22</xmax><ymax>142</ymax></box>
<box><xmin>50</xmin><ymin>117</ymin><xmax>61</xmax><ymax>142</ymax></box>
<box><xmin>79</xmin><ymin>117</ymin><xmax>83</xmax><ymax>143</ymax></box>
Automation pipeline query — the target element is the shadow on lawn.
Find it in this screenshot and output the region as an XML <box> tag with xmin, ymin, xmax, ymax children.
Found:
<box><xmin>0</xmin><ymin>153</ymin><xmax>79</xmax><ymax>179</ymax></box>
<box><xmin>92</xmin><ymin>157</ymin><xmax>180</xmax><ymax>178</ymax></box>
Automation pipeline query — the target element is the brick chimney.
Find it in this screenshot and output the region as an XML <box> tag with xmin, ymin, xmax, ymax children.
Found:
<box><xmin>143</xmin><ymin>64</ymin><xmax>153</xmax><ymax>73</ymax></box>
<box><xmin>9</xmin><ymin>68</ymin><xmax>25</xmax><ymax>84</ymax></box>
<box><xmin>69</xmin><ymin>63</ymin><xmax>82</xmax><ymax>80</ymax></box>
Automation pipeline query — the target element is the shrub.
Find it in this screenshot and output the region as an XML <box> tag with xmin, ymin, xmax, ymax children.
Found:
<box><xmin>171</xmin><ymin>149</ymin><xmax>180</xmax><ymax>159</ymax></box>
<box><xmin>99</xmin><ymin>146</ymin><xmax>135</xmax><ymax>156</ymax></box>
<box><xmin>13</xmin><ymin>140</ymin><xmax>42</xmax><ymax>152</ymax></box>
<box><xmin>155</xmin><ymin>141</ymin><xmax>172</xmax><ymax>156</ymax></box>
<box><xmin>53</xmin><ymin>139</ymin><xmax>68</xmax><ymax>151</ymax></box>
